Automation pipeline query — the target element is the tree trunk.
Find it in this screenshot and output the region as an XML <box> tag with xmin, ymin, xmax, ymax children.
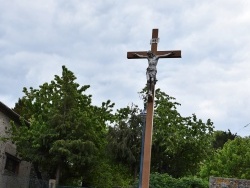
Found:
<box><xmin>33</xmin><ymin>162</ymin><xmax>43</xmax><ymax>179</ymax></box>
<box><xmin>56</xmin><ymin>165</ymin><xmax>61</xmax><ymax>185</ymax></box>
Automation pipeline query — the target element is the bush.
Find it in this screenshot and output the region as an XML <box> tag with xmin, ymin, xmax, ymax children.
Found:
<box><xmin>175</xmin><ymin>176</ymin><xmax>208</xmax><ymax>188</ymax></box>
<box><xmin>133</xmin><ymin>173</ymin><xmax>208</xmax><ymax>188</ymax></box>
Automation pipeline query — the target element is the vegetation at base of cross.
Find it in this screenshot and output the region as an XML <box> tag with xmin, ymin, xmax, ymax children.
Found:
<box><xmin>132</xmin><ymin>173</ymin><xmax>208</xmax><ymax>188</ymax></box>
<box><xmin>6</xmin><ymin>65</ymin><xmax>246</xmax><ymax>187</ymax></box>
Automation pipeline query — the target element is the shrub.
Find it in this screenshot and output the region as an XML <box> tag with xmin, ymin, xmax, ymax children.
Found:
<box><xmin>133</xmin><ymin>173</ymin><xmax>208</xmax><ymax>188</ymax></box>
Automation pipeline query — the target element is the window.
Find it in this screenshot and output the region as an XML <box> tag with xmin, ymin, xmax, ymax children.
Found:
<box><xmin>4</xmin><ymin>153</ymin><xmax>20</xmax><ymax>175</ymax></box>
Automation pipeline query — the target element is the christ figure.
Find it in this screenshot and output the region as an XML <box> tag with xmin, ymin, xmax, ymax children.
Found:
<box><xmin>134</xmin><ymin>50</ymin><xmax>174</xmax><ymax>96</ymax></box>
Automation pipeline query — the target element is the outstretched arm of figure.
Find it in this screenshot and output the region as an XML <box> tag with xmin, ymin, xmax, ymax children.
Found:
<box><xmin>133</xmin><ymin>53</ymin><xmax>147</xmax><ymax>58</ymax></box>
<box><xmin>156</xmin><ymin>52</ymin><xmax>174</xmax><ymax>58</ymax></box>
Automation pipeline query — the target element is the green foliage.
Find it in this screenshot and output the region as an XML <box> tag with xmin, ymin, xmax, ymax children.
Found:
<box><xmin>107</xmin><ymin>88</ymin><xmax>214</xmax><ymax>182</ymax></box>
<box><xmin>60</xmin><ymin>156</ymin><xmax>133</xmax><ymax>188</ymax></box>
<box><xmin>149</xmin><ymin>173</ymin><xmax>176</xmax><ymax>188</ymax></box>
<box><xmin>175</xmin><ymin>176</ymin><xmax>208</xmax><ymax>188</ymax></box>
<box><xmin>107</xmin><ymin>104</ymin><xmax>143</xmax><ymax>180</ymax></box>
<box><xmin>7</xmin><ymin>67</ymin><xmax>216</xmax><ymax>185</ymax></box>
<box><xmin>9</xmin><ymin>66</ymin><xmax>114</xmax><ymax>184</ymax></box>
<box><xmin>150</xmin><ymin>89</ymin><xmax>214</xmax><ymax>177</ymax></box>
<box><xmin>200</xmin><ymin>137</ymin><xmax>250</xmax><ymax>179</ymax></box>
<box><xmin>133</xmin><ymin>173</ymin><xmax>208</xmax><ymax>188</ymax></box>
<box><xmin>89</xmin><ymin>159</ymin><xmax>133</xmax><ymax>188</ymax></box>
<box><xmin>212</xmin><ymin>130</ymin><xmax>237</xmax><ymax>149</ymax></box>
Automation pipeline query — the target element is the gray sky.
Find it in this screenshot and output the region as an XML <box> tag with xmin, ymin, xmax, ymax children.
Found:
<box><xmin>1</xmin><ymin>0</ymin><xmax>250</xmax><ymax>136</ymax></box>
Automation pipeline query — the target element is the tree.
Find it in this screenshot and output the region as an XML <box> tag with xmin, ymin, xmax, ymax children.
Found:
<box><xmin>108</xmin><ymin>88</ymin><xmax>214</xmax><ymax>180</ymax></box>
<box><xmin>212</xmin><ymin>130</ymin><xmax>237</xmax><ymax>149</ymax></box>
<box><xmin>200</xmin><ymin>136</ymin><xmax>250</xmax><ymax>180</ymax></box>
<box><xmin>148</xmin><ymin>88</ymin><xmax>214</xmax><ymax>177</ymax></box>
<box><xmin>9</xmin><ymin>66</ymin><xmax>114</xmax><ymax>185</ymax></box>
<box><xmin>107</xmin><ymin>104</ymin><xmax>143</xmax><ymax>181</ymax></box>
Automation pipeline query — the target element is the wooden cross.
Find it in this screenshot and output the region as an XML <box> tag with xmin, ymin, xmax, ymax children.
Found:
<box><xmin>127</xmin><ymin>28</ymin><xmax>181</xmax><ymax>188</ymax></box>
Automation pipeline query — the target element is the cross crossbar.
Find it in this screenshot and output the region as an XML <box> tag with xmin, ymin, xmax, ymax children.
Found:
<box><xmin>127</xmin><ymin>50</ymin><xmax>181</xmax><ymax>59</ymax></box>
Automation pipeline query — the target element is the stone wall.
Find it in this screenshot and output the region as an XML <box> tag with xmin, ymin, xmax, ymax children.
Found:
<box><xmin>210</xmin><ymin>177</ymin><xmax>250</xmax><ymax>188</ymax></box>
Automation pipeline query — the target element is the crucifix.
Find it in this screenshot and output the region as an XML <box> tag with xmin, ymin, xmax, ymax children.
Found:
<box><xmin>127</xmin><ymin>29</ymin><xmax>181</xmax><ymax>188</ymax></box>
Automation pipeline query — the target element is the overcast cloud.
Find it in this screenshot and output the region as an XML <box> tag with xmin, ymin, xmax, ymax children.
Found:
<box><xmin>1</xmin><ymin>0</ymin><xmax>250</xmax><ymax>136</ymax></box>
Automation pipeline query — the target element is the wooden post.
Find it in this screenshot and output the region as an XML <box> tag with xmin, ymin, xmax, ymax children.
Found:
<box><xmin>142</xmin><ymin>94</ymin><xmax>155</xmax><ymax>187</ymax></box>
<box><xmin>140</xmin><ymin>29</ymin><xmax>158</xmax><ymax>188</ymax></box>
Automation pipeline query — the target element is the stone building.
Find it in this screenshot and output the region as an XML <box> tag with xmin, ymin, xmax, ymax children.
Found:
<box><xmin>0</xmin><ymin>101</ymin><xmax>31</xmax><ymax>188</ymax></box>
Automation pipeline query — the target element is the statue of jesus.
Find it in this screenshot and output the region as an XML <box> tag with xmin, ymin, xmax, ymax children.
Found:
<box><xmin>134</xmin><ymin>50</ymin><xmax>174</xmax><ymax>96</ymax></box>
